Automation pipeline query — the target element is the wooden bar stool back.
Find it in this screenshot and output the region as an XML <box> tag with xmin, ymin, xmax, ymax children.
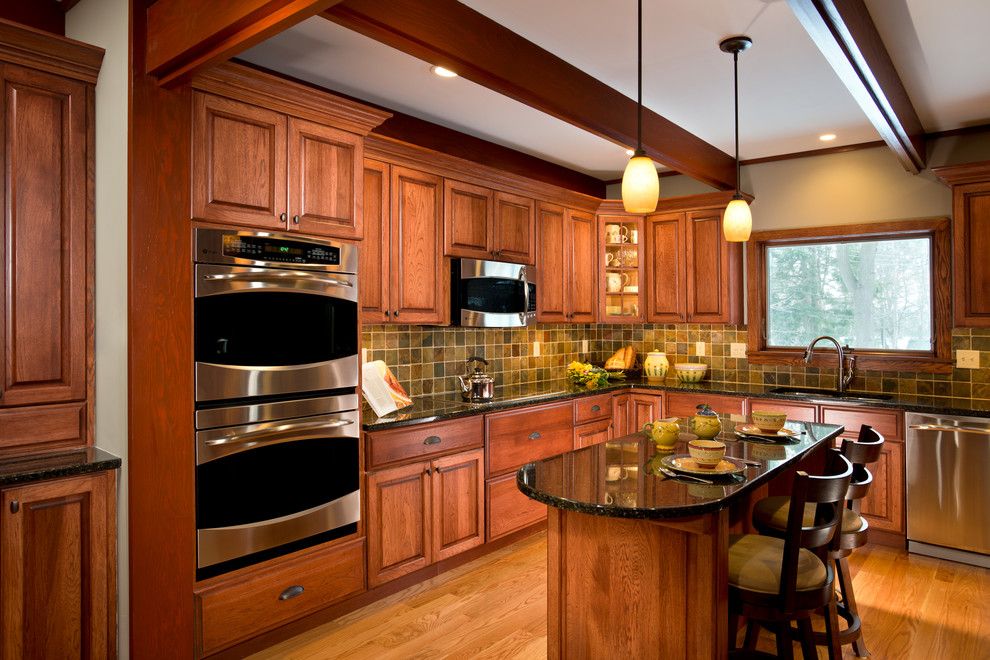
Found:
<box><xmin>728</xmin><ymin>449</ymin><xmax>852</xmax><ymax>660</ymax></box>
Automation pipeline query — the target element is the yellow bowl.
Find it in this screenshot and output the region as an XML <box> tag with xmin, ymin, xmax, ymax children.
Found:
<box><xmin>674</xmin><ymin>363</ymin><xmax>707</xmax><ymax>383</ymax></box>
<box><xmin>751</xmin><ymin>410</ymin><xmax>787</xmax><ymax>432</ymax></box>
<box><xmin>688</xmin><ymin>439</ymin><xmax>726</xmax><ymax>468</ymax></box>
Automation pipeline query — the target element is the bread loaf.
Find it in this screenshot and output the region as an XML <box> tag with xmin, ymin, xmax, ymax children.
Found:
<box><xmin>604</xmin><ymin>348</ymin><xmax>626</xmax><ymax>370</ymax></box>
<box><xmin>624</xmin><ymin>345</ymin><xmax>636</xmax><ymax>369</ymax></box>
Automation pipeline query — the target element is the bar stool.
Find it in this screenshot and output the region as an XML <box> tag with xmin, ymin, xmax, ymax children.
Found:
<box><xmin>752</xmin><ymin>425</ymin><xmax>885</xmax><ymax>657</ymax></box>
<box><xmin>728</xmin><ymin>449</ymin><xmax>852</xmax><ymax>659</ymax></box>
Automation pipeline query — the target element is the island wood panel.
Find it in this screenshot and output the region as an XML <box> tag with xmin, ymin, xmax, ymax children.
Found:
<box><xmin>366</xmin><ymin>460</ymin><xmax>432</xmax><ymax>587</ymax></box>
<box><xmin>359</xmin><ymin>159</ymin><xmax>389</xmax><ymax>322</ymax></box>
<box><xmin>389</xmin><ymin>166</ymin><xmax>446</xmax><ymax>324</ymax></box>
<box><xmin>191</xmin><ymin>91</ymin><xmax>287</xmax><ymax>230</ymax></box>
<box><xmin>443</xmin><ymin>179</ymin><xmax>493</xmax><ymax>260</ymax></box>
<box><xmin>432</xmin><ymin>449</ymin><xmax>485</xmax><ymax>561</ymax></box>
<box><xmin>536</xmin><ymin>202</ymin><xmax>567</xmax><ymax>322</ymax></box>
<box><xmin>486</xmin><ymin>402</ymin><xmax>574</xmax><ymax>476</ymax></box>
<box><xmin>567</xmin><ymin>208</ymin><xmax>597</xmax><ymax>322</ymax></box>
<box><xmin>0</xmin><ymin>472</ymin><xmax>116</xmax><ymax>660</ymax></box>
<box><xmin>287</xmin><ymin>117</ymin><xmax>362</xmax><ymax>239</ymax></box>
<box><xmin>366</xmin><ymin>416</ymin><xmax>483</xmax><ymax>470</ymax></box>
<box><xmin>646</xmin><ymin>212</ymin><xmax>687</xmax><ymax>322</ymax></box>
<box><xmin>573</xmin><ymin>418</ymin><xmax>612</xmax><ymax>449</ymax></box>
<box><xmin>493</xmin><ymin>191</ymin><xmax>535</xmax><ymax>264</ymax></box>
<box><xmin>195</xmin><ymin>537</ymin><xmax>365</xmax><ymax>657</ymax></box>
<box><xmin>665</xmin><ymin>392</ymin><xmax>746</xmax><ymax>419</ymax></box>
<box><xmin>487</xmin><ymin>472</ymin><xmax>548</xmax><ymax>541</ymax></box>
<box><xmin>856</xmin><ymin>439</ymin><xmax>905</xmax><ymax>535</ymax></box>
<box><xmin>547</xmin><ymin>508</ymin><xmax>729</xmax><ymax>659</ymax></box>
<box><xmin>686</xmin><ymin>210</ymin><xmax>741</xmax><ymax>323</ymax></box>
<box><xmin>1</xmin><ymin>65</ymin><xmax>88</xmax><ymax>408</ymax></box>
<box><xmin>747</xmin><ymin>398</ymin><xmax>819</xmax><ymax>423</ymax></box>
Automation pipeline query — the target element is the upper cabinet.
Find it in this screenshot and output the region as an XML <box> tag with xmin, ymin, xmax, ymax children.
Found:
<box><xmin>190</xmin><ymin>63</ymin><xmax>390</xmax><ymax>240</ymax></box>
<box><xmin>933</xmin><ymin>161</ymin><xmax>990</xmax><ymax>327</ymax></box>
<box><xmin>599</xmin><ymin>213</ymin><xmax>646</xmax><ymax>323</ymax></box>
<box><xmin>443</xmin><ymin>180</ymin><xmax>535</xmax><ymax>264</ymax></box>
<box><xmin>537</xmin><ymin>204</ymin><xmax>597</xmax><ymax>322</ymax></box>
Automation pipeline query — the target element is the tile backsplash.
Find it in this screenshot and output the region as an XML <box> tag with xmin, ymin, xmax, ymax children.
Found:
<box><xmin>362</xmin><ymin>324</ymin><xmax>990</xmax><ymax>408</ymax></box>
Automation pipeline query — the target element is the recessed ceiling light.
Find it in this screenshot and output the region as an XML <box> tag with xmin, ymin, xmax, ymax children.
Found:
<box><xmin>819</xmin><ymin>133</ymin><xmax>837</xmax><ymax>142</ymax></box>
<box><xmin>625</xmin><ymin>149</ymin><xmax>635</xmax><ymax>156</ymax></box>
<box><xmin>431</xmin><ymin>65</ymin><xmax>458</xmax><ymax>78</ymax></box>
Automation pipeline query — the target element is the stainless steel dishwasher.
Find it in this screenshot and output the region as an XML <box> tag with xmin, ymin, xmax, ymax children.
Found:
<box><xmin>906</xmin><ymin>412</ymin><xmax>990</xmax><ymax>568</ymax></box>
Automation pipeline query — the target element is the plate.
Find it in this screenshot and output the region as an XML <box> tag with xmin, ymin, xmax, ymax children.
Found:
<box><xmin>660</xmin><ymin>454</ymin><xmax>747</xmax><ymax>476</ymax></box>
<box><xmin>735</xmin><ymin>424</ymin><xmax>798</xmax><ymax>438</ymax></box>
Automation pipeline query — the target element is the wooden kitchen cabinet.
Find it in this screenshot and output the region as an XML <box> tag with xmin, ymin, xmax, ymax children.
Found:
<box><xmin>431</xmin><ymin>449</ymin><xmax>485</xmax><ymax>561</ymax></box>
<box><xmin>630</xmin><ymin>393</ymin><xmax>664</xmax><ymax>430</ymax></box>
<box><xmin>537</xmin><ymin>204</ymin><xmax>598</xmax><ymax>322</ymax></box>
<box><xmin>611</xmin><ymin>394</ymin><xmax>632</xmax><ymax>437</ymax></box>
<box><xmin>493</xmin><ymin>192</ymin><xmax>535</xmax><ymax>264</ymax></box>
<box><xmin>574</xmin><ymin>418</ymin><xmax>613</xmax><ymax>449</ymax></box>
<box><xmin>645</xmin><ymin>212</ymin><xmax>687</xmax><ymax>322</ymax></box>
<box><xmin>443</xmin><ymin>179</ymin><xmax>493</xmax><ymax>260</ymax></box>
<box><xmin>665</xmin><ymin>392</ymin><xmax>746</xmax><ymax>418</ymax></box>
<box><xmin>598</xmin><ymin>211</ymin><xmax>646</xmax><ymax>323</ymax></box>
<box><xmin>1</xmin><ymin>472</ymin><xmax>117</xmax><ymax>660</ymax></box>
<box><xmin>857</xmin><ymin>439</ymin><xmax>905</xmax><ymax>534</ymax></box>
<box><xmin>359</xmin><ymin>159</ymin><xmax>390</xmax><ymax>323</ymax></box>
<box><xmin>747</xmin><ymin>398</ymin><xmax>818</xmax><ymax>423</ymax></box>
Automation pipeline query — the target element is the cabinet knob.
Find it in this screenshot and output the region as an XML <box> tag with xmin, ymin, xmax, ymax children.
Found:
<box><xmin>278</xmin><ymin>585</ymin><xmax>304</xmax><ymax>601</ymax></box>
<box><xmin>425</xmin><ymin>466</ymin><xmax>432</xmax><ymax>475</ymax></box>
<box><xmin>279</xmin><ymin>212</ymin><xmax>287</xmax><ymax>222</ymax></box>
<box><xmin>292</xmin><ymin>215</ymin><xmax>300</xmax><ymax>225</ymax></box>
<box><xmin>385</xmin><ymin>310</ymin><xmax>390</xmax><ymax>318</ymax></box>
<box><xmin>528</xmin><ymin>431</ymin><xmax>542</xmax><ymax>440</ymax></box>
<box><xmin>9</xmin><ymin>500</ymin><xmax>18</xmax><ymax>514</ymax></box>
<box><xmin>394</xmin><ymin>311</ymin><xmax>399</xmax><ymax>319</ymax></box>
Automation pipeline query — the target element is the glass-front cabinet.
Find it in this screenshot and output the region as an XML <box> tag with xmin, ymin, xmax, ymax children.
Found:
<box><xmin>598</xmin><ymin>210</ymin><xmax>645</xmax><ymax>323</ymax></box>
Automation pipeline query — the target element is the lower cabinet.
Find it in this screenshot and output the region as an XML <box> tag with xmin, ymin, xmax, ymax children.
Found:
<box><xmin>487</xmin><ymin>471</ymin><xmax>547</xmax><ymax>541</ymax></box>
<box><xmin>611</xmin><ymin>394</ymin><xmax>631</xmax><ymax>437</ymax></box>
<box><xmin>574</xmin><ymin>418</ymin><xmax>612</xmax><ymax>449</ymax></box>
<box><xmin>857</xmin><ymin>440</ymin><xmax>905</xmax><ymax>534</ymax></box>
<box><xmin>665</xmin><ymin>392</ymin><xmax>746</xmax><ymax>418</ymax></box>
<box><xmin>366</xmin><ymin>448</ymin><xmax>484</xmax><ymax>587</ymax></box>
<box><xmin>1</xmin><ymin>471</ymin><xmax>117</xmax><ymax>660</ymax></box>
<box><xmin>629</xmin><ymin>392</ymin><xmax>664</xmax><ymax>429</ymax></box>
<box><xmin>747</xmin><ymin>398</ymin><xmax>818</xmax><ymax>423</ymax></box>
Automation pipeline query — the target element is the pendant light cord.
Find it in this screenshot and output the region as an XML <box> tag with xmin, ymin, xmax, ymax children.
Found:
<box><xmin>636</xmin><ymin>0</ymin><xmax>643</xmax><ymax>153</ymax></box>
<box><xmin>733</xmin><ymin>50</ymin><xmax>740</xmax><ymax>196</ymax></box>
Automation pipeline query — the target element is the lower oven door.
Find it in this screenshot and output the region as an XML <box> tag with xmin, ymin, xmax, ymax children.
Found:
<box><xmin>195</xmin><ymin>408</ymin><xmax>360</xmax><ymax>572</ymax></box>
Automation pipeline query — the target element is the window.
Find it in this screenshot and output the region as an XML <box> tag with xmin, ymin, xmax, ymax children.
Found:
<box><xmin>747</xmin><ymin>219</ymin><xmax>951</xmax><ymax>372</ymax></box>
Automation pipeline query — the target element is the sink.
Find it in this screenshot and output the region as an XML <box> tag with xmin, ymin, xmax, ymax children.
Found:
<box><xmin>768</xmin><ymin>387</ymin><xmax>892</xmax><ymax>402</ymax></box>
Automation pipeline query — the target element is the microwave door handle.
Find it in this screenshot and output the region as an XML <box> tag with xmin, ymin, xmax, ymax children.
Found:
<box><xmin>204</xmin><ymin>418</ymin><xmax>355</xmax><ymax>448</ymax></box>
<box><xmin>521</xmin><ymin>268</ymin><xmax>530</xmax><ymax>321</ymax></box>
<box><xmin>202</xmin><ymin>272</ymin><xmax>354</xmax><ymax>288</ymax></box>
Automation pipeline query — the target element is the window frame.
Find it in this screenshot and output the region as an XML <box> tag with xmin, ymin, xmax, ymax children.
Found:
<box><xmin>746</xmin><ymin>218</ymin><xmax>952</xmax><ymax>373</ymax></box>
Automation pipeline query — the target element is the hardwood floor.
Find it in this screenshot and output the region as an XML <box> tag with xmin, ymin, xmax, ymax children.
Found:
<box><xmin>250</xmin><ymin>533</ymin><xmax>989</xmax><ymax>659</ymax></box>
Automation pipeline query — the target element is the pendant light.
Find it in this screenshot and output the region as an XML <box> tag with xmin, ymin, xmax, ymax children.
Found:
<box><xmin>719</xmin><ymin>35</ymin><xmax>752</xmax><ymax>242</ymax></box>
<box><xmin>621</xmin><ymin>0</ymin><xmax>659</xmax><ymax>213</ymax></box>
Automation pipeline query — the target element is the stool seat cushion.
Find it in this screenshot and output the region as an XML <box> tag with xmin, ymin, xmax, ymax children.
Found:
<box><xmin>728</xmin><ymin>534</ymin><xmax>828</xmax><ymax>594</ymax></box>
<box><xmin>753</xmin><ymin>496</ymin><xmax>865</xmax><ymax>535</ymax></box>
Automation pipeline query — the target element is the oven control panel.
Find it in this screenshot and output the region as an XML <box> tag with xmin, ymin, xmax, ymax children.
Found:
<box><xmin>221</xmin><ymin>235</ymin><xmax>340</xmax><ymax>265</ymax></box>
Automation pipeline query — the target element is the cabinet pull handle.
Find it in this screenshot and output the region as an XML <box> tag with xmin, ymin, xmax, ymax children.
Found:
<box><xmin>292</xmin><ymin>215</ymin><xmax>300</xmax><ymax>225</ymax></box>
<box><xmin>528</xmin><ymin>431</ymin><xmax>541</xmax><ymax>440</ymax></box>
<box><xmin>591</xmin><ymin>405</ymin><xmax>601</xmax><ymax>413</ymax></box>
<box><xmin>423</xmin><ymin>435</ymin><xmax>441</xmax><ymax>445</ymax></box>
<box><xmin>425</xmin><ymin>466</ymin><xmax>432</xmax><ymax>475</ymax></box>
<box><xmin>385</xmin><ymin>310</ymin><xmax>390</xmax><ymax>317</ymax></box>
<box><xmin>279</xmin><ymin>585</ymin><xmax>305</xmax><ymax>601</ymax></box>
<box><xmin>394</xmin><ymin>311</ymin><xmax>399</xmax><ymax>318</ymax></box>
<box><xmin>279</xmin><ymin>212</ymin><xmax>287</xmax><ymax>222</ymax></box>
<box><xmin>9</xmin><ymin>500</ymin><xmax>19</xmax><ymax>514</ymax></box>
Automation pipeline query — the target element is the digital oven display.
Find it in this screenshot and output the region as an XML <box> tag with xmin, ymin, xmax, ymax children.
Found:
<box><xmin>221</xmin><ymin>235</ymin><xmax>340</xmax><ymax>265</ymax></box>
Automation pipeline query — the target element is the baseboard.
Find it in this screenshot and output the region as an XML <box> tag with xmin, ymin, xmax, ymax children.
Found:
<box><xmin>867</xmin><ymin>529</ymin><xmax>906</xmax><ymax>549</ymax></box>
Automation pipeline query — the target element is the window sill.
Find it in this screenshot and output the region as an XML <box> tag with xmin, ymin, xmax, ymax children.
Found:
<box><xmin>746</xmin><ymin>349</ymin><xmax>953</xmax><ymax>374</ymax></box>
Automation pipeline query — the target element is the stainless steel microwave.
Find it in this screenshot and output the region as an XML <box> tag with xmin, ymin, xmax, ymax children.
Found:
<box><xmin>451</xmin><ymin>258</ymin><xmax>536</xmax><ymax>327</ymax></box>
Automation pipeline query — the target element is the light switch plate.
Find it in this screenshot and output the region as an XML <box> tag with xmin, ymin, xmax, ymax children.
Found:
<box><xmin>695</xmin><ymin>341</ymin><xmax>706</xmax><ymax>357</ymax></box>
<box><xmin>957</xmin><ymin>349</ymin><xmax>980</xmax><ymax>369</ymax></box>
<box><xmin>533</xmin><ymin>341</ymin><xmax>541</xmax><ymax>357</ymax></box>
<box><xmin>730</xmin><ymin>343</ymin><xmax>748</xmax><ymax>359</ymax></box>
<box><xmin>361</xmin><ymin>348</ymin><xmax>369</xmax><ymax>363</ymax></box>
<box><xmin>581</xmin><ymin>339</ymin><xmax>589</xmax><ymax>353</ymax></box>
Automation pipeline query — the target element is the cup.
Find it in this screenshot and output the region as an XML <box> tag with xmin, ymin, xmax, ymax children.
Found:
<box><xmin>619</xmin><ymin>226</ymin><xmax>630</xmax><ymax>243</ymax></box>
<box><xmin>607</xmin><ymin>272</ymin><xmax>629</xmax><ymax>293</ymax></box>
<box><xmin>606</xmin><ymin>465</ymin><xmax>622</xmax><ymax>481</ymax></box>
<box><xmin>605</xmin><ymin>252</ymin><xmax>619</xmax><ymax>267</ymax></box>
<box><xmin>605</xmin><ymin>224</ymin><xmax>621</xmax><ymax>243</ymax></box>
<box><xmin>629</xmin><ymin>228</ymin><xmax>639</xmax><ymax>244</ymax></box>
<box><xmin>688</xmin><ymin>439</ymin><xmax>726</xmax><ymax>469</ymax></box>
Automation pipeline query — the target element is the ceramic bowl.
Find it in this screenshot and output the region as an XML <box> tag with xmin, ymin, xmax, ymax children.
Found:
<box><xmin>688</xmin><ymin>439</ymin><xmax>726</xmax><ymax>468</ymax></box>
<box><xmin>674</xmin><ymin>363</ymin><xmax>707</xmax><ymax>383</ymax></box>
<box><xmin>751</xmin><ymin>410</ymin><xmax>788</xmax><ymax>432</ymax></box>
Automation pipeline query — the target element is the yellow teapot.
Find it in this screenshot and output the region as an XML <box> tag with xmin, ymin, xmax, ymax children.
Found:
<box><xmin>691</xmin><ymin>403</ymin><xmax>722</xmax><ymax>440</ymax></box>
<box><xmin>643</xmin><ymin>419</ymin><xmax>681</xmax><ymax>450</ymax></box>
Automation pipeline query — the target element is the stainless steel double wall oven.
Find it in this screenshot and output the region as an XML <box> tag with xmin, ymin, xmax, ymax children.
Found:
<box><xmin>193</xmin><ymin>228</ymin><xmax>360</xmax><ymax>577</ymax></box>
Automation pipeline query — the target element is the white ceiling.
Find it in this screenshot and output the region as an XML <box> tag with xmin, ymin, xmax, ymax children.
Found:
<box><xmin>240</xmin><ymin>0</ymin><xmax>988</xmax><ymax>181</ymax></box>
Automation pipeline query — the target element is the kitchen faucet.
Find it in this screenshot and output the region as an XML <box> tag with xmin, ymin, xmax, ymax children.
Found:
<box><xmin>804</xmin><ymin>335</ymin><xmax>856</xmax><ymax>393</ymax></box>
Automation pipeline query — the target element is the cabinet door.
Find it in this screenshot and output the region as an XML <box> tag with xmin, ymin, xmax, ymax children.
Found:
<box><xmin>952</xmin><ymin>180</ymin><xmax>990</xmax><ymax>326</ymax></box>
<box><xmin>287</xmin><ymin>117</ymin><xmax>362</xmax><ymax>239</ymax></box>
<box><xmin>666</xmin><ymin>392</ymin><xmax>746</xmax><ymax>418</ymax></box>
<box><xmin>360</xmin><ymin>159</ymin><xmax>390</xmax><ymax>323</ymax></box>
<box><xmin>858</xmin><ymin>440</ymin><xmax>905</xmax><ymax>534</ymax></box>
<box><xmin>1</xmin><ymin>472</ymin><xmax>115</xmax><ymax>660</ymax></box>
<box><xmin>646</xmin><ymin>212</ymin><xmax>687</xmax><ymax>322</ymax></box>
<box><xmin>747</xmin><ymin>399</ymin><xmax>818</xmax><ymax>423</ymax></box>
<box><xmin>1</xmin><ymin>66</ymin><xmax>88</xmax><ymax>407</ymax></box>
<box><xmin>366</xmin><ymin>461</ymin><xmax>432</xmax><ymax>587</ymax></box>
<box><xmin>191</xmin><ymin>92</ymin><xmax>287</xmax><ymax>229</ymax></box>
<box><xmin>567</xmin><ymin>209</ymin><xmax>598</xmax><ymax>322</ymax></box>
<box><xmin>432</xmin><ymin>449</ymin><xmax>485</xmax><ymax>561</ymax></box>
<box><xmin>390</xmin><ymin>166</ymin><xmax>446</xmax><ymax>325</ymax></box>
<box><xmin>612</xmin><ymin>394</ymin><xmax>631</xmax><ymax>438</ymax></box>
<box><xmin>493</xmin><ymin>192</ymin><xmax>535</xmax><ymax>264</ymax></box>
<box><xmin>574</xmin><ymin>418</ymin><xmax>612</xmax><ymax>449</ymax></box>
<box><xmin>536</xmin><ymin>202</ymin><xmax>567</xmax><ymax>322</ymax></box>
<box><xmin>487</xmin><ymin>472</ymin><xmax>547</xmax><ymax>540</ymax></box>
<box><xmin>685</xmin><ymin>210</ymin><xmax>741</xmax><ymax>323</ymax></box>
<box><xmin>630</xmin><ymin>394</ymin><xmax>663</xmax><ymax>430</ymax></box>
<box><xmin>443</xmin><ymin>179</ymin><xmax>492</xmax><ymax>260</ymax></box>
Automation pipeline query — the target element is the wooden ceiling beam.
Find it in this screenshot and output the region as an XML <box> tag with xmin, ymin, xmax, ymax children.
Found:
<box><xmin>323</xmin><ymin>0</ymin><xmax>737</xmax><ymax>191</ymax></box>
<box><xmin>146</xmin><ymin>0</ymin><xmax>344</xmax><ymax>86</ymax></box>
<box><xmin>788</xmin><ymin>0</ymin><xmax>926</xmax><ymax>172</ymax></box>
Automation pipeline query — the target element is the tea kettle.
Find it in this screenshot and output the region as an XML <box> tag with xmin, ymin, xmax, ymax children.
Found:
<box><xmin>458</xmin><ymin>356</ymin><xmax>495</xmax><ymax>403</ymax></box>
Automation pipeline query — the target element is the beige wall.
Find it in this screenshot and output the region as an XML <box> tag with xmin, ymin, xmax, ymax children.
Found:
<box><xmin>65</xmin><ymin>0</ymin><xmax>129</xmax><ymax>656</ymax></box>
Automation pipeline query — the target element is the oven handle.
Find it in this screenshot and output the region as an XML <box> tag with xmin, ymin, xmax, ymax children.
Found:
<box><xmin>202</xmin><ymin>272</ymin><xmax>354</xmax><ymax>288</ymax></box>
<box><xmin>205</xmin><ymin>418</ymin><xmax>355</xmax><ymax>448</ymax></box>
<box><xmin>909</xmin><ymin>424</ymin><xmax>990</xmax><ymax>435</ymax></box>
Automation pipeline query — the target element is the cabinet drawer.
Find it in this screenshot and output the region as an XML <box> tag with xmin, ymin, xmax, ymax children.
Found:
<box><xmin>665</xmin><ymin>392</ymin><xmax>745</xmax><ymax>418</ymax></box>
<box><xmin>574</xmin><ymin>394</ymin><xmax>612</xmax><ymax>424</ymax></box>
<box><xmin>487</xmin><ymin>472</ymin><xmax>546</xmax><ymax>540</ymax></box>
<box><xmin>367</xmin><ymin>416</ymin><xmax>483</xmax><ymax>469</ymax></box>
<box><xmin>0</xmin><ymin>402</ymin><xmax>87</xmax><ymax>454</ymax></box>
<box><xmin>486</xmin><ymin>402</ymin><xmax>573</xmax><ymax>476</ymax></box>
<box><xmin>748</xmin><ymin>399</ymin><xmax>818</xmax><ymax>423</ymax></box>
<box><xmin>820</xmin><ymin>405</ymin><xmax>903</xmax><ymax>441</ymax></box>
<box><xmin>196</xmin><ymin>538</ymin><xmax>365</xmax><ymax>656</ymax></box>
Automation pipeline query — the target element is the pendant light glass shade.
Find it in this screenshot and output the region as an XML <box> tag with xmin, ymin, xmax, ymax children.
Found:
<box><xmin>621</xmin><ymin>152</ymin><xmax>659</xmax><ymax>213</ymax></box>
<box><xmin>722</xmin><ymin>196</ymin><xmax>752</xmax><ymax>242</ymax></box>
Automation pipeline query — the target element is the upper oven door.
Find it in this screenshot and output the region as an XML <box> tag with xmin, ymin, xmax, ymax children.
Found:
<box><xmin>456</xmin><ymin>258</ymin><xmax>536</xmax><ymax>327</ymax></box>
<box><xmin>194</xmin><ymin>264</ymin><xmax>358</xmax><ymax>401</ymax></box>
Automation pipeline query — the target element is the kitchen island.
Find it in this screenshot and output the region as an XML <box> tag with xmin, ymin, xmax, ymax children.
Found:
<box><xmin>518</xmin><ymin>418</ymin><xmax>844</xmax><ymax>659</ymax></box>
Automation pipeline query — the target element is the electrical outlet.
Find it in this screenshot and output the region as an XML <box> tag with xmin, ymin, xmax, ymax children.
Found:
<box><xmin>533</xmin><ymin>341</ymin><xmax>541</xmax><ymax>357</ymax></box>
<box><xmin>957</xmin><ymin>349</ymin><xmax>980</xmax><ymax>369</ymax></box>
<box><xmin>695</xmin><ymin>341</ymin><xmax>706</xmax><ymax>357</ymax></box>
<box><xmin>581</xmin><ymin>339</ymin><xmax>589</xmax><ymax>353</ymax></box>
<box><xmin>730</xmin><ymin>343</ymin><xmax>748</xmax><ymax>359</ymax></box>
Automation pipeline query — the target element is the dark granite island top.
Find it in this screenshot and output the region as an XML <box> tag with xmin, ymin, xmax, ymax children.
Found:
<box><xmin>518</xmin><ymin>418</ymin><xmax>843</xmax><ymax>520</ymax></box>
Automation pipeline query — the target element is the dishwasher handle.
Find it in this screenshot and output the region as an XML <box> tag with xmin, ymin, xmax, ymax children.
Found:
<box><xmin>909</xmin><ymin>424</ymin><xmax>990</xmax><ymax>435</ymax></box>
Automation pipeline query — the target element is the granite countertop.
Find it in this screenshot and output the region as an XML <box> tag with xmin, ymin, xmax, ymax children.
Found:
<box><xmin>0</xmin><ymin>446</ymin><xmax>122</xmax><ymax>487</ymax></box>
<box><xmin>517</xmin><ymin>418</ymin><xmax>841</xmax><ymax>520</ymax></box>
<box><xmin>362</xmin><ymin>377</ymin><xmax>990</xmax><ymax>431</ymax></box>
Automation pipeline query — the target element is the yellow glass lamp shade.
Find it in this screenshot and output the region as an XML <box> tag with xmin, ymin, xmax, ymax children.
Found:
<box><xmin>621</xmin><ymin>154</ymin><xmax>659</xmax><ymax>213</ymax></box>
<box><xmin>722</xmin><ymin>197</ymin><xmax>752</xmax><ymax>242</ymax></box>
